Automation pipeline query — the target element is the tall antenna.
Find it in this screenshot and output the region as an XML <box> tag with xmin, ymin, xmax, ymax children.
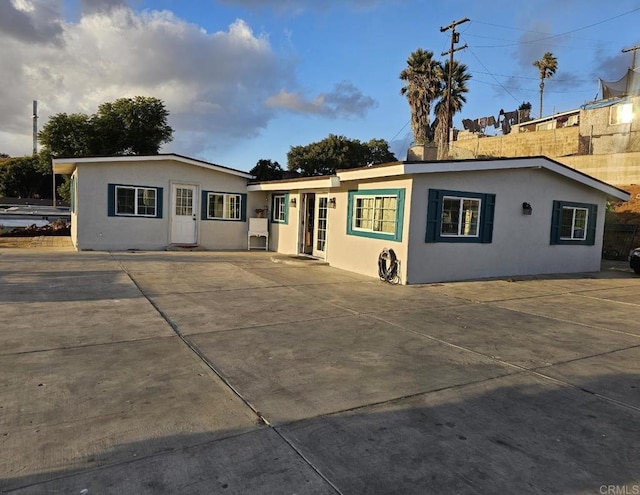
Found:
<box><xmin>32</xmin><ymin>100</ymin><xmax>38</xmax><ymax>155</ymax></box>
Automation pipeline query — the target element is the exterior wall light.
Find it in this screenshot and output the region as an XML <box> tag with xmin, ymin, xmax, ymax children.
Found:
<box><xmin>522</xmin><ymin>202</ymin><xmax>533</xmax><ymax>215</ymax></box>
<box><xmin>328</xmin><ymin>197</ymin><xmax>337</xmax><ymax>208</ymax></box>
<box><xmin>290</xmin><ymin>197</ymin><xmax>297</xmax><ymax>207</ymax></box>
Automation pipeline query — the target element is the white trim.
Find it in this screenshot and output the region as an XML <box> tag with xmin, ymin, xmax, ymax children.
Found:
<box><xmin>206</xmin><ymin>192</ymin><xmax>242</xmax><ymax>220</ymax></box>
<box><xmin>248</xmin><ymin>176</ymin><xmax>340</xmax><ymax>192</ymax></box>
<box><xmin>115</xmin><ymin>185</ymin><xmax>158</xmax><ymax>217</ymax></box>
<box><xmin>336</xmin><ymin>158</ymin><xmax>629</xmax><ymax>202</ymax></box>
<box><xmin>53</xmin><ymin>154</ymin><xmax>253</xmax><ymax>178</ymax></box>
<box><xmin>441</xmin><ymin>196</ymin><xmax>481</xmax><ymax>238</ymax></box>
<box><xmin>560</xmin><ymin>206</ymin><xmax>589</xmax><ymax>241</ymax></box>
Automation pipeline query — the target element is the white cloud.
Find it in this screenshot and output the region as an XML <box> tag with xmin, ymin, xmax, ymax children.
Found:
<box><xmin>265</xmin><ymin>81</ymin><xmax>376</xmax><ymax>118</ymax></box>
<box><xmin>0</xmin><ymin>3</ymin><xmax>375</xmax><ymax>159</ymax></box>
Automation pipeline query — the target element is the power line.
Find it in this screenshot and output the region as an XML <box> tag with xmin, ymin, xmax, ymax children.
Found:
<box><xmin>465</xmin><ymin>45</ymin><xmax>522</xmax><ymax>105</ymax></box>
<box><xmin>469</xmin><ymin>6</ymin><xmax>640</xmax><ymax>49</ymax></box>
<box><xmin>470</xmin><ymin>78</ymin><xmax>596</xmax><ymax>94</ymax></box>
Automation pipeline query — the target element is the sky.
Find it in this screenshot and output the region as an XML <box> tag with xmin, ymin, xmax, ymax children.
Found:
<box><xmin>1</xmin><ymin>0</ymin><xmax>639</xmax><ymax>172</ymax></box>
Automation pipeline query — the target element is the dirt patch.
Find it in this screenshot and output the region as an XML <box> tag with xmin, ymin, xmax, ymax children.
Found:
<box><xmin>612</xmin><ymin>185</ymin><xmax>640</xmax><ymax>222</ymax></box>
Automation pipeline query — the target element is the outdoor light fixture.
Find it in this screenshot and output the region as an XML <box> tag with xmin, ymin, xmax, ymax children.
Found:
<box><xmin>290</xmin><ymin>197</ymin><xmax>297</xmax><ymax>207</ymax></box>
<box><xmin>522</xmin><ymin>202</ymin><xmax>533</xmax><ymax>215</ymax></box>
<box><xmin>328</xmin><ymin>197</ymin><xmax>337</xmax><ymax>208</ymax></box>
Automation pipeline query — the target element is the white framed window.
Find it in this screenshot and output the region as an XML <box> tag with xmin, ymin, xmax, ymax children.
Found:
<box><xmin>560</xmin><ymin>206</ymin><xmax>588</xmax><ymax>241</ymax></box>
<box><xmin>610</xmin><ymin>103</ymin><xmax>633</xmax><ymax>125</ymax></box>
<box><xmin>115</xmin><ymin>186</ymin><xmax>157</xmax><ymax>217</ymax></box>
<box><xmin>441</xmin><ymin>196</ymin><xmax>481</xmax><ymax>237</ymax></box>
<box><xmin>353</xmin><ymin>195</ymin><xmax>398</xmax><ymax>235</ymax></box>
<box><xmin>207</xmin><ymin>193</ymin><xmax>242</xmax><ymax>220</ymax></box>
<box><xmin>272</xmin><ymin>194</ymin><xmax>286</xmax><ymax>223</ymax></box>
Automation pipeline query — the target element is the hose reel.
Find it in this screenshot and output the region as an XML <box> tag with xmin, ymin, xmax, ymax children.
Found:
<box><xmin>378</xmin><ymin>248</ymin><xmax>400</xmax><ymax>284</ymax></box>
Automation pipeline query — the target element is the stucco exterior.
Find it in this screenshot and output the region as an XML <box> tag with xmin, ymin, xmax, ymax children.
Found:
<box><xmin>249</xmin><ymin>157</ymin><xmax>628</xmax><ymax>284</ymax></box>
<box><xmin>54</xmin><ymin>155</ymin><xmax>255</xmax><ymax>251</ymax></box>
<box><xmin>55</xmin><ymin>154</ymin><xmax>628</xmax><ymax>285</ymax></box>
<box><xmin>405</xmin><ymin>167</ymin><xmax>607</xmax><ymax>283</ymax></box>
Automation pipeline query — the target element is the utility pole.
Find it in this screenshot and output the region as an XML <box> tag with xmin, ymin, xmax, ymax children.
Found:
<box><xmin>622</xmin><ymin>44</ymin><xmax>640</xmax><ymax>71</ymax></box>
<box><xmin>440</xmin><ymin>17</ymin><xmax>469</xmax><ymax>159</ymax></box>
<box><xmin>32</xmin><ymin>100</ymin><xmax>38</xmax><ymax>156</ymax></box>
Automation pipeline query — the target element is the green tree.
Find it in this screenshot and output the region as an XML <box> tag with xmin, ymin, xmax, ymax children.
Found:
<box><xmin>250</xmin><ymin>159</ymin><xmax>284</xmax><ymax>181</ymax></box>
<box><xmin>38</xmin><ymin>96</ymin><xmax>174</xmax><ymax>158</ymax></box>
<box><xmin>399</xmin><ymin>48</ymin><xmax>442</xmax><ymax>145</ymax></box>
<box><xmin>533</xmin><ymin>52</ymin><xmax>558</xmax><ymax>118</ymax></box>
<box><xmin>433</xmin><ymin>59</ymin><xmax>472</xmax><ymax>159</ymax></box>
<box><xmin>287</xmin><ymin>134</ymin><xmax>396</xmax><ymax>177</ymax></box>
<box><xmin>92</xmin><ymin>96</ymin><xmax>173</xmax><ymax>155</ymax></box>
<box><xmin>0</xmin><ymin>156</ymin><xmax>50</xmax><ymax>198</ymax></box>
<box><xmin>37</xmin><ymin>113</ymin><xmax>93</xmax><ymax>158</ymax></box>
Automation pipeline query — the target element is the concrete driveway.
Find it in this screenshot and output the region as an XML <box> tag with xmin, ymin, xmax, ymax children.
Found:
<box><xmin>1</xmin><ymin>247</ymin><xmax>639</xmax><ymax>494</ymax></box>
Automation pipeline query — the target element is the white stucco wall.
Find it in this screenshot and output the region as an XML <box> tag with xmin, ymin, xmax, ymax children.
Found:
<box><xmin>265</xmin><ymin>192</ymin><xmax>300</xmax><ymax>254</ymax></box>
<box><xmin>325</xmin><ymin>178</ymin><xmax>413</xmax><ymax>282</ymax></box>
<box><xmin>74</xmin><ymin>159</ymin><xmax>250</xmax><ymax>251</ymax></box>
<box><xmin>406</xmin><ymin>168</ymin><xmax>608</xmax><ymax>283</ymax></box>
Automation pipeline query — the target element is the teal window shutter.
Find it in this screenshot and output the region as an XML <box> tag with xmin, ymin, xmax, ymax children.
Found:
<box><xmin>550</xmin><ymin>200</ymin><xmax>597</xmax><ymax>246</ymax></box>
<box><xmin>426</xmin><ymin>189</ymin><xmax>495</xmax><ymax>244</ymax></box>
<box><xmin>550</xmin><ymin>200</ymin><xmax>562</xmax><ymax>244</ymax></box>
<box><xmin>480</xmin><ymin>193</ymin><xmax>496</xmax><ymax>243</ymax></box>
<box><xmin>425</xmin><ymin>189</ymin><xmax>442</xmax><ymax>242</ymax></box>
<box><xmin>201</xmin><ymin>191</ymin><xmax>209</xmax><ymax>220</ymax></box>
<box><xmin>107</xmin><ymin>184</ymin><xmax>115</xmax><ymax>216</ymax></box>
<box><xmin>240</xmin><ymin>193</ymin><xmax>247</xmax><ymax>222</ymax></box>
<box><xmin>586</xmin><ymin>204</ymin><xmax>597</xmax><ymax>245</ymax></box>
<box><xmin>156</xmin><ymin>187</ymin><xmax>163</xmax><ymax>218</ymax></box>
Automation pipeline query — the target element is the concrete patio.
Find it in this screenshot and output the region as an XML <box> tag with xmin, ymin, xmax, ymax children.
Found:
<box><xmin>1</xmin><ymin>246</ymin><xmax>639</xmax><ymax>494</ymax></box>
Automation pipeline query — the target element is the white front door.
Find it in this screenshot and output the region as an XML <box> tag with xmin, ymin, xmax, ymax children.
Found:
<box><xmin>171</xmin><ymin>184</ymin><xmax>198</xmax><ymax>244</ymax></box>
<box><xmin>312</xmin><ymin>195</ymin><xmax>328</xmax><ymax>258</ymax></box>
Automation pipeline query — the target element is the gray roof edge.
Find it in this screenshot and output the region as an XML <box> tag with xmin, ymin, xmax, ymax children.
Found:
<box><xmin>52</xmin><ymin>153</ymin><xmax>254</xmax><ymax>179</ymax></box>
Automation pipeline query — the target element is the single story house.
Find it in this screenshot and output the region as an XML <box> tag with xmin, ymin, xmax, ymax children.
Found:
<box><xmin>53</xmin><ymin>154</ymin><xmax>629</xmax><ymax>284</ymax></box>
<box><xmin>52</xmin><ymin>154</ymin><xmax>260</xmax><ymax>251</ymax></box>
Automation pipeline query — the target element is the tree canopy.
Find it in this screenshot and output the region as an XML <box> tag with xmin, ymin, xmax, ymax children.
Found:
<box><xmin>400</xmin><ymin>48</ymin><xmax>471</xmax><ymax>159</ymax></box>
<box><xmin>38</xmin><ymin>96</ymin><xmax>174</xmax><ymax>158</ymax></box>
<box><xmin>400</xmin><ymin>48</ymin><xmax>442</xmax><ymax>145</ymax></box>
<box><xmin>0</xmin><ymin>155</ymin><xmax>50</xmax><ymax>198</ymax></box>
<box><xmin>287</xmin><ymin>135</ymin><xmax>397</xmax><ymax>177</ymax></box>
<box><xmin>533</xmin><ymin>52</ymin><xmax>558</xmax><ymax>118</ymax></box>
<box><xmin>250</xmin><ymin>159</ymin><xmax>284</xmax><ymax>181</ymax></box>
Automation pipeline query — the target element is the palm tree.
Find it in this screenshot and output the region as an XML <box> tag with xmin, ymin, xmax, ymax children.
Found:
<box><xmin>533</xmin><ymin>52</ymin><xmax>558</xmax><ymax>118</ymax></box>
<box><xmin>400</xmin><ymin>49</ymin><xmax>442</xmax><ymax>145</ymax></box>
<box><xmin>433</xmin><ymin>59</ymin><xmax>472</xmax><ymax>159</ymax></box>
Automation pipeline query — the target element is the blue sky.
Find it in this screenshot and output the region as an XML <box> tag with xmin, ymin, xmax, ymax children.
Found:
<box><xmin>1</xmin><ymin>0</ymin><xmax>639</xmax><ymax>171</ymax></box>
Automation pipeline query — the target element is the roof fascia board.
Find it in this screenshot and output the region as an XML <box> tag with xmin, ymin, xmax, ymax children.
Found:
<box><xmin>52</xmin><ymin>154</ymin><xmax>253</xmax><ymax>179</ymax></box>
<box><xmin>248</xmin><ymin>176</ymin><xmax>340</xmax><ymax>191</ymax></box>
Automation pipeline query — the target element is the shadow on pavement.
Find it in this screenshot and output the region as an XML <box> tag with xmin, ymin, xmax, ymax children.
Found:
<box><xmin>3</xmin><ymin>373</ymin><xmax>639</xmax><ymax>494</ymax></box>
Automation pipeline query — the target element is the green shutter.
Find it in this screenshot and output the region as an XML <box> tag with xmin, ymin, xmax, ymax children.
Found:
<box><xmin>550</xmin><ymin>200</ymin><xmax>562</xmax><ymax>245</ymax></box>
<box><xmin>156</xmin><ymin>187</ymin><xmax>163</xmax><ymax>218</ymax></box>
<box><xmin>201</xmin><ymin>191</ymin><xmax>209</xmax><ymax>220</ymax></box>
<box><xmin>425</xmin><ymin>189</ymin><xmax>442</xmax><ymax>242</ymax></box>
<box><xmin>107</xmin><ymin>184</ymin><xmax>116</xmax><ymax>216</ymax></box>
<box><xmin>586</xmin><ymin>204</ymin><xmax>597</xmax><ymax>245</ymax></box>
<box><xmin>480</xmin><ymin>193</ymin><xmax>496</xmax><ymax>243</ymax></box>
<box><xmin>240</xmin><ymin>193</ymin><xmax>247</xmax><ymax>222</ymax></box>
